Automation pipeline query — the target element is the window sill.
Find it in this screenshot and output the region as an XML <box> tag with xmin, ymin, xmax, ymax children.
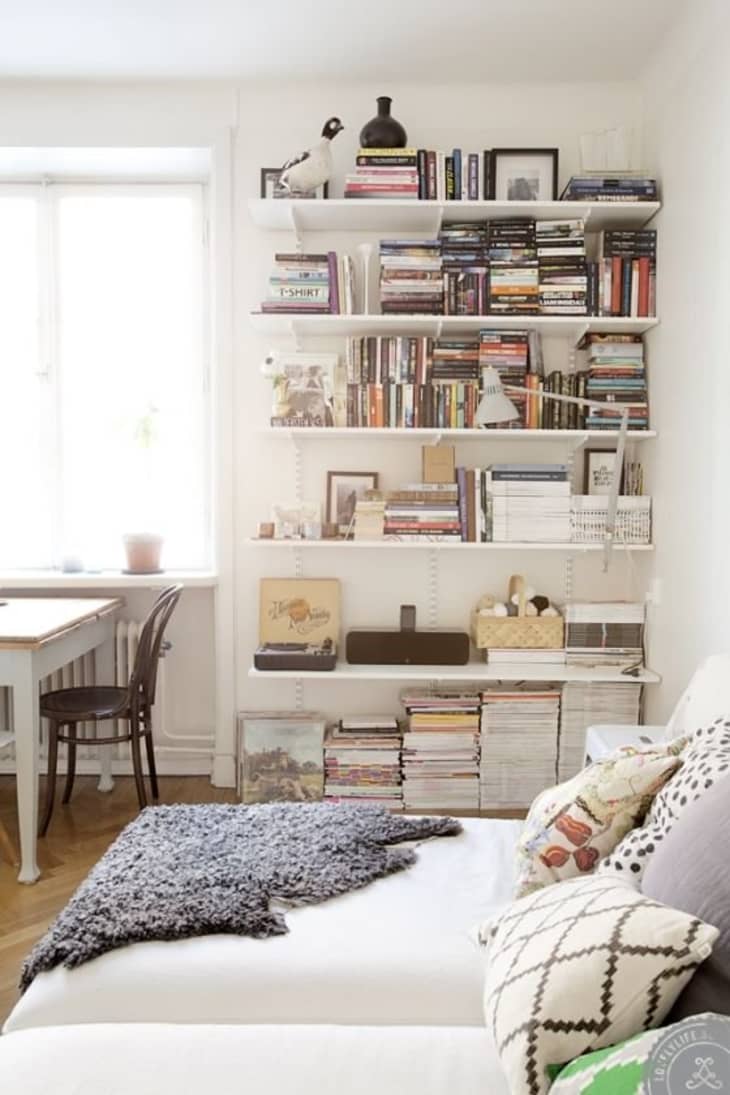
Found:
<box><xmin>0</xmin><ymin>570</ymin><xmax>218</xmax><ymax>590</ymax></box>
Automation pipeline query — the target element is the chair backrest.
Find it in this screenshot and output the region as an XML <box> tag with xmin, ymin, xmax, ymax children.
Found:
<box><xmin>127</xmin><ymin>584</ymin><xmax>183</xmax><ymax>710</ymax></box>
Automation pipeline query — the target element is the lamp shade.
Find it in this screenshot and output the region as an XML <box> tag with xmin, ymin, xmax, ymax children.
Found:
<box><xmin>476</xmin><ymin>367</ymin><xmax>520</xmax><ymax>426</ymax></box>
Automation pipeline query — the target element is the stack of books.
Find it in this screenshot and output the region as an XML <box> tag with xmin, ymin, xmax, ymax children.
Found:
<box><xmin>480</xmin><ymin>688</ymin><xmax>561</xmax><ymax>809</ymax></box>
<box><xmin>401</xmin><ymin>690</ymin><xmax>481</xmax><ymax>809</ymax></box>
<box><xmin>478</xmin><ymin>329</ymin><xmax>530</xmax><ymax>427</ymax></box>
<box><xmin>379</xmin><ymin>239</ymin><xmax>444</xmax><ymax>315</ymax></box>
<box><xmin>564</xmin><ymin>602</ymin><xmax>645</xmax><ymax>669</ymax></box>
<box><xmin>440</xmin><ymin>223</ymin><xmax>489</xmax><ymax>315</ymax></box>
<box><xmin>536</xmin><ymin>220</ymin><xmax>587</xmax><ymax>315</ymax></box>
<box><xmin>583</xmin><ymin>334</ymin><xmax>649</xmax><ymax>430</ymax></box>
<box><xmin>487</xmin><ymin>220</ymin><xmax>539</xmax><ymax>315</ymax></box>
<box><xmin>488</xmin><ymin>463</ymin><xmax>571</xmax><ymax>543</ymax></box>
<box><xmin>353</xmin><ymin>497</ymin><xmax>386</xmax><ymax>540</ymax></box>
<box><xmin>558</xmin><ymin>682</ymin><xmax>643</xmax><ymax>782</ymax></box>
<box><xmin>324</xmin><ymin>716</ymin><xmax>403</xmax><ymax>810</ymax></box>
<box><xmin>344</xmin><ymin>148</ymin><xmax>420</xmax><ymax>200</ymax></box>
<box><xmin>561</xmin><ymin>174</ymin><xmax>658</xmax><ymax>202</ymax></box>
<box><xmin>382</xmin><ymin>483</ymin><xmax>461</xmax><ymax>542</ymax></box>
<box><xmin>597</xmin><ymin>229</ymin><xmax>657</xmax><ymax>317</ymax></box>
<box><xmin>431</xmin><ymin>335</ymin><xmax>481</xmax><ymax>426</ymax></box>
<box><xmin>261</xmin><ymin>251</ymin><xmax>354</xmax><ymax>315</ymax></box>
<box><xmin>541</xmin><ymin>372</ymin><xmax>588</xmax><ymax>430</ymax></box>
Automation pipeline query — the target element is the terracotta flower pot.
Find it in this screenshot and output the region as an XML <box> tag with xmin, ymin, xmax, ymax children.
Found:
<box><xmin>123</xmin><ymin>534</ymin><xmax>164</xmax><ymax>574</ymax></box>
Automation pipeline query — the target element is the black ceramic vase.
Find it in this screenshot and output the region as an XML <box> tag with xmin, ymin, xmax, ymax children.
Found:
<box><xmin>359</xmin><ymin>96</ymin><xmax>408</xmax><ymax>148</ymax></box>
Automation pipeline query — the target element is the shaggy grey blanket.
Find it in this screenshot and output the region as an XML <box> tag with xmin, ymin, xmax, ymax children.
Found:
<box><xmin>21</xmin><ymin>802</ymin><xmax>461</xmax><ymax>990</ymax></box>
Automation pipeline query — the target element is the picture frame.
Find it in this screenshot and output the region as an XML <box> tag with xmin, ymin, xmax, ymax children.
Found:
<box><xmin>259</xmin><ymin>577</ymin><xmax>340</xmax><ymax>646</ymax></box>
<box><xmin>584</xmin><ymin>449</ymin><xmax>622</xmax><ymax>496</ymax></box>
<box><xmin>326</xmin><ymin>471</ymin><xmax>379</xmax><ymax>534</ymax></box>
<box><xmin>260</xmin><ymin>167</ymin><xmax>329</xmax><ymax>200</ymax></box>
<box><xmin>241</xmin><ymin>716</ymin><xmax>325</xmax><ymax>804</ymax></box>
<box><xmin>489</xmin><ymin>148</ymin><xmax>559</xmax><ymax>202</ymax></box>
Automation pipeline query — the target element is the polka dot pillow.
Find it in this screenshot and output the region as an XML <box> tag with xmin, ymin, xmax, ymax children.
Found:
<box><xmin>599</xmin><ymin>720</ymin><xmax>730</xmax><ymax>885</ymax></box>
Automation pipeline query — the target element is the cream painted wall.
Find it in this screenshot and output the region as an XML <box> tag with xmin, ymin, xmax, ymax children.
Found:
<box><xmin>638</xmin><ymin>0</ymin><xmax>730</xmax><ymax>720</ymax></box>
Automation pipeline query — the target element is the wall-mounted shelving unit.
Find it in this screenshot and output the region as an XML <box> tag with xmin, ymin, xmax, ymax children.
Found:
<box><xmin>250</xmin><ymin>313</ymin><xmax>658</xmax><ymax>340</ymax></box>
<box><xmin>260</xmin><ymin>427</ymin><xmax>657</xmax><ymax>442</ymax></box>
<box><xmin>249</xmin><ymin>662</ymin><xmax>660</xmax><ymax>684</ymax></box>
<box><xmin>247</xmin><ymin>540</ymin><xmax>653</xmax><ymax>553</ymax></box>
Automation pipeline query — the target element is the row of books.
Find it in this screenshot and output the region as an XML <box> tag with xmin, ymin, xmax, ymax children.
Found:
<box><xmin>345</xmin><ymin>148</ymin><xmax>497</xmax><ymax>202</ymax></box>
<box><xmin>380</xmin><ymin>482</ymin><xmax>461</xmax><ymax>542</ymax></box>
<box><xmin>560</xmin><ymin>175</ymin><xmax>658</xmax><ymax>203</ymax></box>
<box><xmin>260</xmin><ymin>251</ymin><xmax>355</xmax><ymax>315</ymax></box>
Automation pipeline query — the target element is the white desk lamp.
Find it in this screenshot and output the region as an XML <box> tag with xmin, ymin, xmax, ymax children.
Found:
<box><xmin>475</xmin><ymin>367</ymin><xmax>630</xmax><ymax>571</ymax></box>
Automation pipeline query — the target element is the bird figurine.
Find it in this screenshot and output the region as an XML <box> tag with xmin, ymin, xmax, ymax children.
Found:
<box><xmin>279</xmin><ymin>116</ymin><xmax>344</xmax><ymax>195</ymax></box>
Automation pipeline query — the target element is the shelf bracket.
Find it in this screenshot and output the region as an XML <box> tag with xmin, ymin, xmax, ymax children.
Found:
<box><xmin>430</xmin><ymin>432</ymin><xmax>443</xmax><ymax>447</ymax></box>
<box><xmin>293</xmin><ymin>437</ymin><xmax>303</xmax><ymax>506</ymax></box>
<box><xmin>573</xmin><ymin>322</ymin><xmax>590</xmax><ymax>349</ymax></box>
<box><xmin>290</xmin><ymin>319</ymin><xmax>303</xmax><ymax>352</ymax></box>
<box><xmin>571</xmin><ymin>432</ymin><xmax>590</xmax><ymax>453</ymax></box>
<box><xmin>583</xmin><ymin>206</ymin><xmax>592</xmax><ymax>228</ymax></box>
<box><xmin>294</xmin><ymin>677</ymin><xmax>304</xmax><ymax>712</ymax></box>
<box><xmin>291</xmin><ymin>205</ymin><xmax>304</xmax><ymax>251</ymax></box>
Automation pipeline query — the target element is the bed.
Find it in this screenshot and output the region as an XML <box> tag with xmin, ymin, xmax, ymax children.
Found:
<box><xmin>4</xmin><ymin>817</ymin><xmax>522</xmax><ymax>1032</ymax></box>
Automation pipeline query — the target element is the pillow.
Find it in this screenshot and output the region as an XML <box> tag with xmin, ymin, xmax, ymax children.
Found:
<box><xmin>550</xmin><ymin>1013</ymin><xmax>730</xmax><ymax>1094</ymax></box>
<box><xmin>600</xmin><ymin>720</ymin><xmax>730</xmax><ymax>886</ymax></box>
<box><xmin>479</xmin><ymin>875</ymin><xmax>718</xmax><ymax>1095</ymax></box>
<box><xmin>515</xmin><ymin>743</ymin><xmax>684</xmax><ymax>898</ymax></box>
<box><xmin>642</xmin><ymin>773</ymin><xmax>730</xmax><ymax>1020</ymax></box>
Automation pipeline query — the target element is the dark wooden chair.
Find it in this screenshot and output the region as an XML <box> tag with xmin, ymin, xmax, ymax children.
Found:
<box><xmin>39</xmin><ymin>584</ymin><xmax>183</xmax><ymax>836</ymax></box>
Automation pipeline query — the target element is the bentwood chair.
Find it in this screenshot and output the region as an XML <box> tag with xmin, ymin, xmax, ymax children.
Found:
<box><xmin>39</xmin><ymin>584</ymin><xmax>183</xmax><ymax>836</ymax></box>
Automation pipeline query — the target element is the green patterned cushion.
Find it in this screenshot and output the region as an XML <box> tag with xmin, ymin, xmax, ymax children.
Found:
<box><xmin>550</xmin><ymin>1013</ymin><xmax>730</xmax><ymax>1094</ymax></box>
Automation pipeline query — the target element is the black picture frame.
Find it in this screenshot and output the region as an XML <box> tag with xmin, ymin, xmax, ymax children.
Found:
<box><xmin>583</xmin><ymin>448</ymin><xmax>623</xmax><ymax>495</ymax></box>
<box><xmin>260</xmin><ymin>167</ymin><xmax>329</xmax><ymax>201</ymax></box>
<box><xmin>489</xmin><ymin>148</ymin><xmax>559</xmax><ymax>202</ymax></box>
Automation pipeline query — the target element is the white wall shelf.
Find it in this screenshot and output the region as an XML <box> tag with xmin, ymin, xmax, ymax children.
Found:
<box><xmin>250</xmin><ymin>313</ymin><xmax>659</xmax><ymax>340</ymax></box>
<box><xmin>260</xmin><ymin>427</ymin><xmax>656</xmax><ymax>442</ymax></box>
<box><xmin>248</xmin><ymin>198</ymin><xmax>660</xmax><ymax>235</ymax></box>
<box><xmin>249</xmin><ymin>662</ymin><xmax>660</xmax><ymax>684</ymax></box>
<box><xmin>247</xmin><ymin>539</ymin><xmax>653</xmax><ymax>552</ymax></box>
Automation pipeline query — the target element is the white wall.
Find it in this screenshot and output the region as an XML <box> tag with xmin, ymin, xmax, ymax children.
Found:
<box><xmin>638</xmin><ymin>0</ymin><xmax>730</xmax><ymax>720</ymax></box>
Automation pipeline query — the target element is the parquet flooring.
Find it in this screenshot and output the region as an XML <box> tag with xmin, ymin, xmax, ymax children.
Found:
<box><xmin>0</xmin><ymin>774</ymin><xmax>235</xmax><ymax>1025</ymax></box>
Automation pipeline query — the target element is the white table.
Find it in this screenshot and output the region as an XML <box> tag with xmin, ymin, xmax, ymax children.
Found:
<box><xmin>0</xmin><ymin>597</ymin><xmax>123</xmax><ymax>883</ymax></box>
<box><xmin>583</xmin><ymin>723</ymin><xmax>667</xmax><ymax>765</ymax></box>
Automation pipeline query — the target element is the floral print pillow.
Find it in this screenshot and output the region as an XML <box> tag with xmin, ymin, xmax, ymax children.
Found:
<box><xmin>515</xmin><ymin>741</ymin><xmax>686</xmax><ymax>898</ymax></box>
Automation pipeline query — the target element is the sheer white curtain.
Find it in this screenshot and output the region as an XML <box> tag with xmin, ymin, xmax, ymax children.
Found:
<box><xmin>0</xmin><ymin>183</ymin><xmax>210</xmax><ymax>571</ymax></box>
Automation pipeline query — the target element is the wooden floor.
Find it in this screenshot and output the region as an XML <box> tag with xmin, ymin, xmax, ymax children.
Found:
<box><xmin>0</xmin><ymin>774</ymin><xmax>236</xmax><ymax>1026</ymax></box>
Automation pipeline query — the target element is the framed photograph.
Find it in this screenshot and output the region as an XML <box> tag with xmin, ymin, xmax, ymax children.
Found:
<box><xmin>490</xmin><ymin>148</ymin><xmax>559</xmax><ymax>202</ymax></box>
<box><xmin>267</xmin><ymin>351</ymin><xmax>338</xmax><ymax>428</ymax></box>
<box><xmin>326</xmin><ymin>471</ymin><xmax>378</xmax><ymax>534</ymax></box>
<box><xmin>584</xmin><ymin>449</ymin><xmax>622</xmax><ymax>496</ymax></box>
<box><xmin>241</xmin><ymin>716</ymin><xmax>325</xmax><ymax>804</ymax></box>
<box><xmin>259</xmin><ymin>577</ymin><xmax>340</xmax><ymax>646</ymax></box>
<box><xmin>260</xmin><ymin>167</ymin><xmax>329</xmax><ymax>200</ymax></box>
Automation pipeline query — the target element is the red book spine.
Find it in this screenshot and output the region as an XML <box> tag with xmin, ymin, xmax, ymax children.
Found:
<box><xmin>637</xmin><ymin>256</ymin><xmax>650</xmax><ymax>316</ymax></box>
<box><xmin>611</xmin><ymin>257</ymin><xmax>622</xmax><ymax>315</ymax></box>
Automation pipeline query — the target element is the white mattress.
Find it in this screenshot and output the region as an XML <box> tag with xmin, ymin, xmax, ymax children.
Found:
<box><xmin>0</xmin><ymin>1023</ymin><xmax>507</xmax><ymax>1095</ymax></box>
<box><xmin>5</xmin><ymin>817</ymin><xmax>521</xmax><ymax>1032</ymax></box>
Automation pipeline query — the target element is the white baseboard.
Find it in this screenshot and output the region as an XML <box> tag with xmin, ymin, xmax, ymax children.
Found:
<box><xmin>211</xmin><ymin>752</ymin><xmax>236</xmax><ymax>788</ymax></box>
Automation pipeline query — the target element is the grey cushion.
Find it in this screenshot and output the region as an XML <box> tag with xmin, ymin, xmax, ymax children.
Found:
<box><xmin>641</xmin><ymin>772</ymin><xmax>730</xmax><ymax>1019</ymax></box>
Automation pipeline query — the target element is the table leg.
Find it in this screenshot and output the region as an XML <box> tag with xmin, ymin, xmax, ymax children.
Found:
<box><xmin>13</xmin><ymin>659</ymin><xmax>40</xmax><ymax>884</ymax></box>
<box><xmin>94</xmin><ymin>633</ymin><xmax>115</xmax><ymax>794</ymax></box>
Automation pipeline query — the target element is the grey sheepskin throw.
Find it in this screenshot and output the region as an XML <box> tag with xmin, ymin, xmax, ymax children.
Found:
<box><xmin>21</xmin><ymin>802</ymin><xmax>461</xmax><ymax>990</ymax></box>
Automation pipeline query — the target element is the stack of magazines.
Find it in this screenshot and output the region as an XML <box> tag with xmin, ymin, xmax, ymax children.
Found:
<box><xmin>564</xmin><ymin>601</ymin><xmax>645</xmax><ymax>668</ymax></box>
<box><xmin>400</xmin><ymin>690</ymin><xmax>480</xmax><ymax>809</ymax></box>
<box><xmin>324</xmin><ymin>716</ymin><xmax>402</xmax><ymax>810</ymax></box>
<box><xmin>480</xmin><ymin>688</ymin><xmax>561</xmax><ymax>808</ymax></box>
<box><xmin>558</xmin><ymin>681</ymin><xmax>643</xmax><ymax>782</ymax></box>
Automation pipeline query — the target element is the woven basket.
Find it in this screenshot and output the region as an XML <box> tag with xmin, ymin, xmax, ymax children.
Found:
<box><xmin>471</xmin><ymin>575</ymin><xmax>564</xmax><ymax>650</ymax></box>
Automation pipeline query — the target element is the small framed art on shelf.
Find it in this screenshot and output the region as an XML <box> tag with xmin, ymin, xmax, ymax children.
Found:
<box><xmin>326</xmin><ymin>471</ymin><xmax>379</xmax><ymax>534</ymax></box>
<box><xmin>584</xmin><ymin>449</ymin><xmax>621</xmax><ymax>496</ymax></box>
<box><xmin>489</xmin><ymin>148</ymin><xmax>559</xmax><ymax>201</ymax></box>
<box><xmin>260</xmin><ymin>168</ymin><xmax>329</xmax><ymax>200</ymax></box>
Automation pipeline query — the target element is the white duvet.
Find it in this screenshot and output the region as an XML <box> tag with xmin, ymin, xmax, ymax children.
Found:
<box><xmin>5</xmin><ymin>817</ymin><xmax>521</xmax><ymax>1032</ymax></box>
<box><xmin>0</xmin><ymin>1023</ymin><xmax>508</xmax><ymax>1095</ymax></box>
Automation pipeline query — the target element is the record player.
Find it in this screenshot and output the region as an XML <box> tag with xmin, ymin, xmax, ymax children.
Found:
<box><xmin>254</xmin><ymin>638</ymin><xmax>337</xmax><ymax>671</ymax></box>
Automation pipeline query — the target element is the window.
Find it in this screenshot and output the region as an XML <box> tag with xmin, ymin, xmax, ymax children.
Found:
<box><xmin>0</xmin><ymin>182</ymin><xmax>210</xmax><ymax>571</ymax></box>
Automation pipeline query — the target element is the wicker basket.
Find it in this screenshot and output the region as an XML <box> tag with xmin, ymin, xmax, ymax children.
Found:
<box><xmin>471</xmin><ymin>575</ymin><xmax>564</xmax><ymax>650</ymax></box>
<box><xmin>571</xmin><ymin>496</ymin><xmax>652</xmax><ymax>545</ymax></box>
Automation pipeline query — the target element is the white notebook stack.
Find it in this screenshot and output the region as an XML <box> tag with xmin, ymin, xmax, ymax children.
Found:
<box><xmin>479</xmin><ymin>688</ymin><xmax>561</xmax><ymax>809</ymax></box>
<box><xmin>558</xmin><ymin>681</ymin><xmax>643</xmax><ymax>782</ymax></box>
<box><xmin>488</xmin><ymin>464</ymin><xmax>571</xmax><ymax>543</ymax></box>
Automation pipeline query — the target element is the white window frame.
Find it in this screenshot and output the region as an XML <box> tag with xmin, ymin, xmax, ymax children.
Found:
<box><xmin>0</xmin><ymin>178</ymin><xmax>213</xmax><ymax>571</ymax></box>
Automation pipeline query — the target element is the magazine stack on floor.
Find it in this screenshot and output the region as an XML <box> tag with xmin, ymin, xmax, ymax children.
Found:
<box><xmin>558</xmin><ymin>681</ymin><xmax>643</xmax><ymax>782</ymax></box>
<box><xmin>400</xmin><ymin>690</ymin><xmax>481</xmax><ymax>809</ymax></box>
<box><xmin>480</xmin><ymin>687</ymin><xmax>561</xmax><ymax>809</ymax></box>
<box><xmin>324</xmin><ymin>716</ymin><xmax>403</xmax><ymax>810</ymax></box>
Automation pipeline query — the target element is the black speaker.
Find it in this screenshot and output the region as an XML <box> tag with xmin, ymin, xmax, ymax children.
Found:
<box><xmin>345</xmin><ymin>605</ymin><xmax>469</xmax><ymax>666</ymax></box>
